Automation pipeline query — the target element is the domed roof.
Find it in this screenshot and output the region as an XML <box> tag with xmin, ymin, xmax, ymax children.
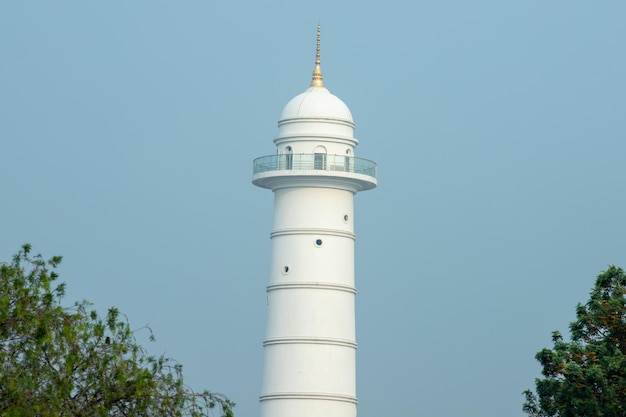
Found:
<box><xmin>279</xmin><ymin>86</ymin><xmax>353</xmax><ymax>123</ymax></box>
<box><xmin>279</xmin><ymin>26</ymin><xmax>354</xmax><ymax>125</ymax></box>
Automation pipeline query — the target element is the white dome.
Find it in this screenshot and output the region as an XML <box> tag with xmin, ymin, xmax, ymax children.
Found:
<box><xmin>280</xmin><ymin>86</ymin><xmax>353</xmax><ymax>123</ymax></box>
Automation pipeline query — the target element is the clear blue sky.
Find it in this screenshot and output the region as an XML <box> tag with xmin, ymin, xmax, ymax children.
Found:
<box><xmin>1</xmin><ymin>1</ymin><xmax>625</xmax><ymax>416</ymax></box>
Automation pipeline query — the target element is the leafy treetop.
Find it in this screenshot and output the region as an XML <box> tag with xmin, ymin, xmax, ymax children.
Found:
<box><xmin>0</xmin><ymin>244</ymin><xmax>234</xmax><ymax>417</ymax></box>
<box><xmin>523</xmin><ymin>265</ymin><xmax>626</xmax><ymax>417</ymax></box>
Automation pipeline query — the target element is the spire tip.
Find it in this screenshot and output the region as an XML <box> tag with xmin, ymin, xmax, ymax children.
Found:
<box><xmin>310</xmin><ymin>25</ymin><xmax>324</xmax><ymax>87</ymax></box>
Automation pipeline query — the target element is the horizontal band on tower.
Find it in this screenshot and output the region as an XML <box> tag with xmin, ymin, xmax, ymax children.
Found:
<box><xmin>277</xmin><ymin>116</ymin><xmax>356</xmax><ymax>129</ymax></box>
<box><xmin>271</xmin><ymin>228</ymin><xmax>355</xmax><ymax>240</ymax></box>
<box><xmin>274</xmin><ymin>131</ymin><xmax>358</xmax><ymax>143</ymax></box>
<box><xmin>259</xmin><ymin>392</ymin><xmax>358</xmax><ymax>404</ymax></box>
<box><xmin>263</xmin><ymin>336</ymin><xmax>357</xmax><ymax>348</ymax></box>
<box><xmin>267</xmin><ymin>281</ymin><xmax>356</xmax><ymax>294</ymax></box>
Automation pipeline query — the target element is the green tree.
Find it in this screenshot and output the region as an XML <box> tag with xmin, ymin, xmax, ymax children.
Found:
<box><xmin>0</xmin><ymin>244</ymin><xmax>234</xmax><ymax>417</ymax></box>
<box><xmin>523</xmin><ymin>265</ymin><xmax>626</xmax><ymax>417</ymax></box>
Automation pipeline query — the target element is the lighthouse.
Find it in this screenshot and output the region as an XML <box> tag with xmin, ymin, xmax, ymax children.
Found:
<box><xmin>252</xmin><ymin>27</ymin><xmax>377</xmax><ymax>417</ymax></box>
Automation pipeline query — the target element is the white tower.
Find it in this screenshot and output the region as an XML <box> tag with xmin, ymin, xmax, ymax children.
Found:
<box><xmin>252</xmin><ymin>27</ymin><xmax>377</xmax><ymax>417</ymax></box>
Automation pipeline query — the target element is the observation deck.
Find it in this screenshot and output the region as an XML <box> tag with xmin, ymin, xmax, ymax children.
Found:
<box><xmin>252</xmin><ymin>153</ymin><xmax>377</xmax><ymax>192</ymax></box>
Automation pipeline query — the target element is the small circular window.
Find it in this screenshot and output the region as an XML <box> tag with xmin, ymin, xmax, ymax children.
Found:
<box><xmin>314</xmin><ymin>239</ymin><xmax>323</xmax><ymax>247</ymax></box>
<box><xmin>343</xmin><ymin>214</ymin><xmax>349</xmax><ymax>223</ymax></box>
<box><xmin>282</xmin><ymin>265</ymin><xmax>290</xmax><ymax>274</ymax></box>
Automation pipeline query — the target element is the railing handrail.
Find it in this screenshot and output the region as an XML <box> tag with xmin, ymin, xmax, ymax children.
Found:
<box><xmin>253</xmin><ymin>153</ymin><xmax>377</xmax><ymax>178</ymax></box>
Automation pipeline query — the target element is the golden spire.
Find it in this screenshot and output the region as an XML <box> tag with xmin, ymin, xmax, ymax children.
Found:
<box><xmin>310</xmin><ymin>25</ymin><xmax>324</xmax><ymax>87</ymax></box>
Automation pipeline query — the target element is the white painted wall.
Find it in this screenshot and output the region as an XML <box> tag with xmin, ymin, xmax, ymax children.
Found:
<box><xmin>255</xmin><ymin>83</ymin><xmax>375</xmax><ymax>417</ymax></box>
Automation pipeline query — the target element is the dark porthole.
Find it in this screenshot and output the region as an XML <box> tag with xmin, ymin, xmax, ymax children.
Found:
<box><xmin>282</xmin><ymin>266</ymin><xmax>289</xmax><ymax>274</ymax></box>
<box><xmin>343</xmin><ymin>214</ymin><xmax>349</xmax><ymax>222</ymax></box>
<box><xmin>315</xmin><ymin>239</ymin><xmax>323</xmax><ymax>247</ymax></box>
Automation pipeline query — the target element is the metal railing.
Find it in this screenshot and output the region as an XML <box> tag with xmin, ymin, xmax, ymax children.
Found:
<box><xmin>253</xmin><ymin>154</ymin><xmax>377</xmax><ymax>178</ymax></box>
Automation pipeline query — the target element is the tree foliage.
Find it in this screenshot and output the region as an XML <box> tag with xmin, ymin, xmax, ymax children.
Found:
<box><xmin>0</xmin><ymin>244</ymin><xmax>234</xmax><ymax>417</ymax></box>
<box><xmin>523</xmin><ymin>265</ymin><xmax>626</xmax><ymax>417</ymax></box>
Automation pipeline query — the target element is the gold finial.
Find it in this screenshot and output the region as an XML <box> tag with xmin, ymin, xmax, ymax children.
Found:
<box><xmin>310</xmin><ymin>25</ymin><xmax>324</xmax><ymax>87</ymax></box>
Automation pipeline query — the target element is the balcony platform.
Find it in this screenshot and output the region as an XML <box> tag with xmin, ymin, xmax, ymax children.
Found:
<box><xmin>252</xmin><ymin>154</ymin><xmax>377</xmax><ymax>192</ymax></box>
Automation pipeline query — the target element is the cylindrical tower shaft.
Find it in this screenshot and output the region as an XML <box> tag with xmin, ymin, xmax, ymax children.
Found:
<box><xmin>261</xmin><ymin>185</ymin><xmax>358</xmax><ymax>417</ymax></box>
